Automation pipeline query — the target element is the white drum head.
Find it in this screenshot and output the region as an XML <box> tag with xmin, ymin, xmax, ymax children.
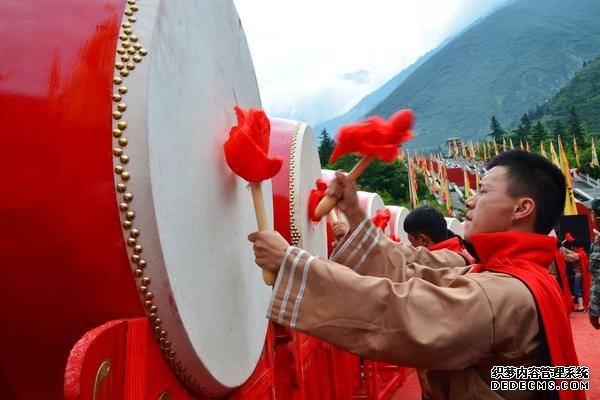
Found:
<box><xmin>358</xmin><ymin>191</ymin><xmax>385</xmax><ymax>218</ymax></box>
<box><xmin>445</xmin><ymin>217</ymin><xmax>465</xmax><ymax>238</ymax></box>
<box><xmin>293</xmin><ymin>123</ymin><xmax>328</xmax><ymax>257</ymax></box>
<box><xmin>112</xmin><ymin>0</ymin><xmax>271</xmax><ymax>395</ymax></box>
<box><xmin>385</xmin><ymin>206</ymin><xmax>410</xmax><ymax>243</ymax></box>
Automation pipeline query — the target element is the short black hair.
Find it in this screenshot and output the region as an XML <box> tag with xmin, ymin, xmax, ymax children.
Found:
<box><xmin>403</xmin><ymin>205</ymin><xmax>448</xmax><ymax>243</ymax></box>
<box><xmin>486</xmin><ymin>150</ymin><xmax>566</xmax><ymax>234</ymax></box>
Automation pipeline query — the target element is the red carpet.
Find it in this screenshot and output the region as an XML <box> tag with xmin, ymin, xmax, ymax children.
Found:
<box><xmin>391</xmin><ymin>312</ymin><xmax>600</xmax><ymax>399</ymax></box>
<box><xmin>571</xmin><ymin>312</ymin><xmax>600</xmax><ymax>400</ymax></box>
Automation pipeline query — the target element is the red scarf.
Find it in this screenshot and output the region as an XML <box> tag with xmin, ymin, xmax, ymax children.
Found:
<box><xmin>555</xmin><ymin>250</ymin><xmax>574</xmax><ymax>315</ymax></box>
<box><xmin>428</xmin><ymin>237</ymin><xmax>463</xmax><ymax>252</ymax></box>
<box><xmin>574</xmin><ymin>247</ymin><xmax>591</xmax><ymax>310</ymax></box>
<box><xmin>470</xmin><ymin>231</ymin><xmax>585</xmax><ymax>400</ymax></box>
<box><xmin>428</xmin><ymin>237</ymin><xmax>476</xmax><ymax>264</ymax></box>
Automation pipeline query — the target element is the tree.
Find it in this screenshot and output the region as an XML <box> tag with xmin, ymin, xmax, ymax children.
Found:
<box><xmin>552</xmin><ymin>119</ymin><xmax>565</xmax><ymax>137</ymax></box>
<box><xmin>488</xmin><ymin>115</ymin><xmax>505</xmax><ymax>141</ymax></box>
<box><xmin>329</xmin><ymin>155</ymin><xmax>410</xmax><ymax>205</ymax></box>
<box><xmin>514</xmin><ymin>114</ymin><xmax>531</xmax><ymax>142</ymax></box>
<box><xmin>318</xmin><ymin>129</ymin><xmax>335</xmax><ymax>166</ymax></box>
<box><xmin>531</xmin><ymin>121</ymin><xmax>547</xmax><ymax>143</ymax></box>
<box><xmin>567</xmin><ymin>106</ymin><xmax>584</xmax><ymax>141</ymax></box>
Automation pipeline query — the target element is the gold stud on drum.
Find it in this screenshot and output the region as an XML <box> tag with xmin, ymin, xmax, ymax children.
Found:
<box><xmin>130</xmin><ymin>228</ymin><xmax>140</xmax><ymax>237</ymax></box>
<box><xmin>117</xmin><ymin>120</ymin><xmax>127</xmax><ymax>130</ymax></box>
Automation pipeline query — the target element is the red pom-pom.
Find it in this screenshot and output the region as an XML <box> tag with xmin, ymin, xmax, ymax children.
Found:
<box><xmin>223</xmin><ymin>106</ymin><xmax>283</xmax><ymax>183</ymax></box>
<box><xmin>565</xmin><ymin>233</ymin><xmax>575</xmax><ymax>242</ymax></box>
<box><xmin>308</xmin><ymin>179</ymin><xmax>328</xmax><ymax>222</ymax></box>
<box><xmin>389</xmin><ymin>233</ymin><xmax>401</xmax><ymax>243</ymax></box>
<box><xmin>329</xmin><ymin>110</ymin><xmax>414</xmax><ymax>163</ymax></box>
<box><xmin>370</xmin><ymin>209</ymin><xmax>391</xmax><ymax>232</ymax></box>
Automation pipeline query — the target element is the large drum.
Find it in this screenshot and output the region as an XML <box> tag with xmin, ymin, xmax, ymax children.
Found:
<box><xmin>270</xmin><ymin>119</ymin><xmax>327</xmax><ymax>257</ymax></box>
<box><xmin>445</xmin><ymin>217</ymin><xmax>465</xmax><ymax>238</ymax></box>
<box><xmin>358</xmin><ymin>191</ymin><xmax>386</xmax><ymax>218</ymax></box>
<box><xmin>385</xmin><ymin>206</ymin><xmax>410</xmax><ymax>242</ymax></box>
<box><xmin>0</xmin><ymin>1</ymin><xmax>271</xmax><ymax>398</ymax></box>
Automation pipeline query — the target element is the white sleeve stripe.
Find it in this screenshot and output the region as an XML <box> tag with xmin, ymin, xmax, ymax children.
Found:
<box><xmin>331</xmin><ymin>217</ymin><xmax>369</xmax><ymax>261</ymax></box>
<box><xmin>277</xmin><ymin>249</ymin><xmax>306</xmax><ymax>324</ymax></box>
<box><xmin>290</xmin><ymin>255</ymin><xmax>316</xmax><ymax>328</ymax></box>
<box><xmin>354</xmin><ymin>233</ymin><xmax>381</xmax><ymax>272</ymax></box>
<box><xmin>344</xmin><ymin>223</ymin><xmax>375</xmax><ymax>265</ymax></box>
<box><xmin>267</xmin><ymin>246</ymin><xmax>294</xmax><ymax>317</ymax></box>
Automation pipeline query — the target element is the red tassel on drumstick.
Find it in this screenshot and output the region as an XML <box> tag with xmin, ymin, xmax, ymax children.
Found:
<box><xmin>308</xmin><ymin>178</ymin><xmax>339</xmax><ymax>223</ymax></box>
<box><xmin>223</xmin><ymin>106</ymin><xmax>283</xmax><ymax>285</ymax></box>
<box><xmin>314</xmin><ymin>110</ymin><xmax>415</xmax><ymax>219</ymax></box>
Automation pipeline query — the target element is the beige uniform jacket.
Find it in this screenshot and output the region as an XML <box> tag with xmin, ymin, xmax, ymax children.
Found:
<box><xmin>267</xmin><ymin>218</ymin><xmax>552</xmax><ymax>400</ymax></box>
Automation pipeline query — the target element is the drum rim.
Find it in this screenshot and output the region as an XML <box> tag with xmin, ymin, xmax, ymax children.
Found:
<box><xmin>108</xmin><ymin>1</ymin><xmax>268</xmax><ymax>396</ymax></box>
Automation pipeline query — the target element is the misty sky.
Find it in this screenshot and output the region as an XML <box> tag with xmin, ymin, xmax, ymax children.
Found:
<box><xmin>233</xmin><ymin>0</ymin><xmax>508</xmax><ymax>126</ymax></box>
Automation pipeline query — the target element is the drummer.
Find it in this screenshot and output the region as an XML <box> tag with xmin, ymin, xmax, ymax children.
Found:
<box><xmin>403</xmin><ymin>205</ymin><xmax>476</xmax><ymax>264</ymax></box>
<box><xmin>248</xmin><ymin>150</ymin><xmax>582</xmax><ymax>399</ymax></box>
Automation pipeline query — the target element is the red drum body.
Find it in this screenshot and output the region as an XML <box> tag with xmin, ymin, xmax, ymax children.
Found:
<box><xmin>1</xmin><ymin>1</ymin><xmax>272</xmax><ymax>398</ymax></box>
<box><xmin>385</xmin><ymin>206</ymin><xmax>410</xmax><ymax>242</ymax></box>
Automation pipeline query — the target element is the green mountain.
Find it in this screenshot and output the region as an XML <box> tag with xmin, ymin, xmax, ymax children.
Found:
<box><xmin>367</xmin><ymin>0</ymin><xmax>600</xmax><ymax>149</ymax></box>
<box><xmin>536</xmin><ymin>55</ymin><xmax>600</xmax><ymax>132</ymax></box>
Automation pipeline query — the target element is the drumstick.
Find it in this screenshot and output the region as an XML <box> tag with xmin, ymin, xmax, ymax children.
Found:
<box><xmin>315</xmin><ymin>156</ymin><xmax>374</xmax><ymax>218</ymax></box>
<box><xmin>223</xmin><ymin>106</ymin><xmax>283</xmax><ymax>286</ymax></box>
<box><xmin>314</xmin><ymin>110</ymin><xmax>414</xmax><ymax>219</ymax></box>
<box><xmin>250</xmin><ymin>182</ymin><xmax>277</xmax><ymax>285</ymax></box>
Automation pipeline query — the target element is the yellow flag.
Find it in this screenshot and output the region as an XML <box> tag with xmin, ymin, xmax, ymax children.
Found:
<box><xmin>475</xmin><ymin>169</ymin><xmax>481</xmax><ymax>191</ymax></box>
<box><xmin>525</xmin><ymin>140</ymin><xmax>531</xmax><ymax>153</ymax></box>
<box><xmin>573</xmin><ymin>138</ymin><xmax>580</xmax><ymax>168</ymax></box>
<box><xmin>469</xmin><ymin>141</ymin><xmax>476</xmax><ymax>160</ymax></box>
<box><xmin>483</xmin><ymin>140</ymin><xmax>489</xmax><ymax>161</ymax></box>
<box><xmin>453</xmin><ymin>139</ymin><xmax>459</xmax><ymax>157</ymax></box>
<box><xmin>464</xmin><ymin>168</ymin><xmax>471</xmax><ymax>198</ymax></box>
<box><xmin>509</xmin><ymin>137</ymin><xmax>514</xmax><ymax>150</ymax></box>
<box><xmin>502</xmin><ymin>137</ymin><xmax>507</xmax><ymax>152</ymax></box>
<box><xmin>591</xmin><ymin>137</ymin><xmax>599</xmax><ymax>168</ymax></box>
<box><xmin>493</xmin><ymin>140</ymin><xmax>499</xmax><ymax>156</ymax></box>
<box><xmin>558</xmin><ymin>135</ymin><xmax>578</xmax><ymax>215</ymax></box>
<box><xmin>549</xmin><ymin>141</ymin><xmax>560</xmax><ymax>168</ymax></box>
<box><xmin>540</xmin><ymin>141</ymin><xmax>547</xmax><ymax>158</ymax></box>
<box><xmin>520</xmin><ymin>140</ymin><xmax>524</xmax><ymax>150</ymax></box>
<box><xmin>461</xmin><ymin>140</ymin><xmax>467</xmax><ymax>158</ymax></box>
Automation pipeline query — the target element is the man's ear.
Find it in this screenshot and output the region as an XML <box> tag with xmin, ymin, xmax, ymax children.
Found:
<box><xmin>417</xmin><ymin>233</ymin><xmax>430</xmax><ymax>245</ymax></box>
<box><xmin>513</xmin><ymin>197</ymin><xmax>536</xmax><ymax>223</ymax></box>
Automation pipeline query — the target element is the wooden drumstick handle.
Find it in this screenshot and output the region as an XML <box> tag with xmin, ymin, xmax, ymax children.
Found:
<box><xmin>249</xmin><ymin>182</ymin><xmax>277</xmax><ymax>286</ymax></box>
<box><xmin>314</xmin><ymin>156</ymin><xmax>375</xmax><ymax>218</ymax></box>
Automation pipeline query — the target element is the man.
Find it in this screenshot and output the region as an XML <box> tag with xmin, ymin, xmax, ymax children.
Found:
<box><xmin>588</xmin><ymin>229</ymin><xmax>600</xmax><ymax>329</ymax></box>
<box><xmin>249</xmin><ymin>151</ymin><xmax>583</xmax><ymax>399</ymax></box>
<box><xmin>403</xmin><ymin>205</ymin><xmax>475</xmax><ymax>263</ymax></box>
<box><xmin>560</xmin><ymin>236</ymin><xmax>585</xmax><ymax>312</ymax></box>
